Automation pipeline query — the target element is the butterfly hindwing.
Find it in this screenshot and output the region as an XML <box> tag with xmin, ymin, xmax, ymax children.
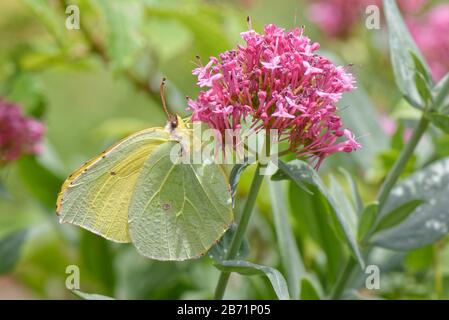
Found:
<box><xmin>128</xmin><ymin>141</ymin><xmax>233</xmax><ymax>260</ymax></box>
<box><xmin>57</xmin><ymin>128</ymin><xmax>169</xmax><ymax>243</ymax></box>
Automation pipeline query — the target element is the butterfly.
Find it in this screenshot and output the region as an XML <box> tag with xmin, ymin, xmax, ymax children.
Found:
<box><xmin>56</xmin><ymin>81</ymin><xmax>233</xmax><ymax>261</ymax></box>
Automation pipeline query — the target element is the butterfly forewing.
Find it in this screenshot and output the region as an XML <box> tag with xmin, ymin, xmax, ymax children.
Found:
<box><xmin>57</xmin><ymin>128</ymin><xmax>169</xmax><ymax>243</ymax></box>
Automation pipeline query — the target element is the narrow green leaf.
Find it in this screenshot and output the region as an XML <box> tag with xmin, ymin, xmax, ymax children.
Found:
<box><xmin>269</xmin><ymin>180</ymin><xmax>305</xmax><ymax>299</ymax></box>
<box><xmin>428</xmin><ymin>113</ymin><xmax>449</xmax><ymax>134</ymax></box>
<box><xmin>17</xmin><ymin>156</ymin><xmax>62</xmax><ymax>210</ymax></box>
<box><xmin>383</xmin><ymin>0</ymin><xmax>431</xmax><ymax>108</ymax></box>
<box><xmin>329</xmin><ymin>174</ymin><xmax>357</xmax><ymax>231</ymax></box>
<box><xmin>434</xmin><ymin>73</ymin><xmax>449</xmax><ymax>111</ymax></box>
<box><xmin>299</xmin><ymin>278</ymin><xmax>321</xmax><ymax>300</ymax></box>
<box><xmin>72</xmin><ymin>290</ymin><xmax>115</xmax><ymax>300</ymax></box>
<box><xmin>375</xmin><ymin>199</ymin><xmax>425</xmax><ymax>232</ymax></box>
<box><xmin>273</xmin><ymin>160</ymin><xmax>365</xmax><ymax>269</ymax></box>
<box><xmin>414</xmin><ymin>72</ymin><xmax>432</xmax><ymax>105</ymax></box>
<box><xmin>373</xmin><ymin>157</ymin><xmax>449</xmax><ymax>250</ymax></box>
<box><xmin>358</xmin><ymin>202</ymin><xmax>378</xmax><ymax>242</ymax></box>
<box><xmin>339</xmin><ymin>168</ymin><xmax>364</xmax><ymax>215</ymax></box>
<box><xmin>288</xmin><ymin>183</ymin><xmax>344</xmax><ymax>281</ymax></box>
<box><xmin>214</xmin><ymin>260</ymin><xmax>290</xmax><ymax>300</ymax></box>
<box><xmin>208</xmin><ymin>224</ymin><xmax>249</xmax><ymax>262</ymax></box>
<box><xmin>80</xmin><ymin>231</ymin><xmax>116</xmax><ymax>295</ymax></box>
<box><xmin>0</xmin><ymin>230</ymin><xmax>28</xmax><ymax>274</ymax></box>
<box><xmin>410</xmin><ymin>50</ymin><xmax>432</xmax><ymax>84</ymax></box>
<box><xmin>229</xmin><ymin>160</ymin><xmax>250</xmax><ymax>206</ymax></box>
<box><xmin>271</xmin><ymin>160</ymin><xmax>312</xmax><ymax>194</ymax></box>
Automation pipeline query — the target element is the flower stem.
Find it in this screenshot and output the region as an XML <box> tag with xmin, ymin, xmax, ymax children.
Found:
<box><xmin>214</xmin><ymin>162</ymin><xmax>265</xmax><ymax>299</ymax></box>
<box><xmin>331</xmin><ymin>113</ymin><xmax>429</xmax><ymax>299</ymax></box>
<box><xmin>376</xmin><ymin>115</ymin><xmax>429</xmax><ymax>211</ymax></box>
<box><xmin>330</xmin><ymin>258</ymin><xmax>357</xmax><ymax>299</ymax></box>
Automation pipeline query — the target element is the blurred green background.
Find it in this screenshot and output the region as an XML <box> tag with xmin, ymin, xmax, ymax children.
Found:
<box><xmin>1</xmin><ymin>0</ymin><xmax>449</xmax><ymax>300</ymax></box>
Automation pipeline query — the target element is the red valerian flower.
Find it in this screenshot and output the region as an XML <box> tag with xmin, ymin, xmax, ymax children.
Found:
<box><xmin>188</xmin><ymin>24</ymin><xmax>361</xmax><ymax>167</ymax></box>
<box><xmin>0</xmin><ymin>99</ymin><xmax>45</xmax><ymax>165</ymax></box>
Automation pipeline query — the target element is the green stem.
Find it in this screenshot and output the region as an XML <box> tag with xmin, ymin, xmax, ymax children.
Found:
<box><xmin>330</xmin><ymin>258</ymin><xmax>356</xmax><ymax>300</ymax></box>
<box><xmin>376</xmin><ymin>115</ymin><xmax>429</xmax><ymax>211</ymax></box>
<box><xmin>214</xmin><ymin>162</ymin><xmax>265</xmax><ymax>299</ymax></box>
<box><xmin>331</xmin><ymin>113</ymin><xmax>429</xmax><ymax>299</ymax></box>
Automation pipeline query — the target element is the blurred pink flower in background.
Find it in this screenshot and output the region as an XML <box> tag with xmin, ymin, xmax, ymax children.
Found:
<box><xmin>408</xmin><ymin>4</ymin><xmax>449</xmax><ymax>81</ymax></box>
<box><xmin>308</xmin><ymin>0</ymin><xmax>368</xmax><ymax>38</ymax></box>
<box><xmin>379</xmin><ymin>113</ymin><xmax>396</xmax><ymax>136</ymax></box>
<box><xmin>307</xmin><ymin>0</ymin><xmax>449</xmax><ymax>80</ymax></box>
<box><xmin>379</xmin><ymin>113</ymin><xmax>413</xmax><ymax>142</ymax></box>
<box><xmin>307</xmin><ymin>0</ymin><xmax>427</xmax><ymax>38</ymax></box>
<box><xmin>189</xmin><ymin>24</ymin><xmax>360</xmax><ymax>167</ymax></box>
<box><xmin>0</xmin><ymin>99</ymin><xmax>45</xmax><ymax>165</ymax></box>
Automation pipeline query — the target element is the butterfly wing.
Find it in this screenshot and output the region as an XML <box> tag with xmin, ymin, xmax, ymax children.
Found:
<box><xmin>56</xmin><ymin>128</ymin><xmax>169</xmax><ymax>243</ymax></box>
<box><xmin>128</xmin><ymin>141</ymin><xmax>233</xmax><ymax>260</ymax></box>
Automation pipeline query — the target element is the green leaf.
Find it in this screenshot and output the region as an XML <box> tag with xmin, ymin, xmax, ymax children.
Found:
<box><xmin>434</xmin><ymin>73</ymin><xmax>449</xmax><ymax>112</ymax></box>
<box><xmin>329</xmin><ymin>174</ymin><xmax>358</xmax><ymax>231</ymax></box>
<box><xmin>358</xmin><ymin>202</ymin><xmax>378</xmax><ymax>242</ymax></box>
<box><xmin>273</xmin><ymin>160</ymin><xmax>365</xmax><ymax>269</ymax></box>
<box><xmin>208</xmin><ymin>224</ymin><xmax>249</xmax><ymax>261</ymax></box>
<box><xmin>372</xmin><ymin>157</ymin><xmax>449</xmax><ymax>250</ymax></box>
<box><xmin>229</xmin><ymin>160</ymin><xmax>250</xmax><ymax>206</ymax></box>
<box><xmin>269</xmin><ymin>180</ymin><xmax>305</xmax><ymax>299</ymax></box>
<box><xmin>410</xmin><ymin>50</ymin><xmax>432</xmax><ymax>84</ymax></box>
<box><xmin>96</xmin><ymin>0</ymin><xmax>143</xmax><ymax>70</ymax></box>
<box><xmin>339</xmin><ymin>168</ymin><xmax>364</xmax><ymax>215</ymax></box>
<box><xmin>414</xmin><ymin>72</ymin><xmax>432</xmax><ymax>105</ymax></box>
<box><xmin>80</xmin><ymin>231</ymin><xmax>116</xmax><ymax>295</ymax></box>
<box><xmin>21</xmin><ymin>0</ymin><xmax>69</xmax><ymax>49</ymax></box>
<box><xmin>271</xmin><ymin>160</ymin><xmax>312</xmax><ymax>195</ymax></box>
<box><xmin>72</xmin><ymin>290</ymin><xmax>115</xmax><ymax>300</ymax></box>
<box><xmin>143</xmin><ymin>18</ymin><xmax>192</xmax><ymax>62</ymax></box>
<box><xmin>0</xmin><ymin>179</ymin><xmax>10</xmax><ymax>200</ymax></box>
<box><xmin>145</xmin><ymin>4</ymin><xmax>232</xmax><ymax>57</ymax></box>
<box><xmin>17</xmin><ymin>156</ymin><xmax>62</xmax><ymax>210</ymax></box>
<box><xmin>299</xmin><ymin>278</ymin><xmax>321</xmax><ymax>300</ymax></box>
<box><xmin>288</xmin><ymin>183</ymin><xmax>344</xmax><ymax>281</ymax></box>
<box><xmin>0</xmin><ymin>230</ymin><xmax>28</xmax><ymax>274</ymax></box>
<box><xmin>6</xmin><ymin>72</ymin><xmax>46</xmax><ymax>118</ymax></box>
<box><xmin>383</xmin><ymin>0</ymin><xmax>431</xmax><ymax>108</ymax></box>
<box><xmin>214</xmin><ymin>260</ymin><xmax>290</xmax><ymax>300</ymax></box>
<box><xmin>428</xmin><ymin>113</ymin><xmax>449</xmax><ymax>134</ymax></box>
<box><xmin>375</xmin><ymin>199</ymin><xmax>425</xmax><ymax>233</ymax></box>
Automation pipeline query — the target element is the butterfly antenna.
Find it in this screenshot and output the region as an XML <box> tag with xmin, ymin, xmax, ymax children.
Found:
<box><xmin>247</xmin><ymin>16</ymin><xmax>252</xmax><ymax>30</ymax></box>
<box><xmin>160</xmin><ymin>77</ymin><xmax>171</xmax><ymax>119</ymax></box>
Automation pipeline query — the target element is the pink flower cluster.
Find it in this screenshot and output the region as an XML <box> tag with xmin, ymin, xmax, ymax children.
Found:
<box><xmin>308</xmin><ymin>0</ymin><xmax>426</xmax><ymax>39</ymax></box>
<box><xmin>408</xmin><ymin>4</ymin><xmax>449</xmax><ymax>81</ymax></box>
<box><xmin>188</xmin><ymin>24</ymin><xmax>361</xmax><ymax>167</ymax></box>
<box><xmin>0</xmin><ymin>100</ymin><xmax>45</xmax><ymax>165</ymax></box>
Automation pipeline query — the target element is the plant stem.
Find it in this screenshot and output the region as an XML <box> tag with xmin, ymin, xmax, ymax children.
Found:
<box><xmin>433</xmin><ymin>242</ymin><xmax>443</xmax><ymax>299</ymax></box>
<box><xmin>376</xmin><ymin>115</ymin><xmax>429</xmax><ymax>211</ymax></box>
<box><xmin>214</xmin><ymin>133</ymin><xmax>271</xmax><ymax>299</ymax></box>
<box><xmin>214</xmin><ymin>162</ymin><xmax>265</xmax><ymax>299</ymax></box>
<box><xmin>331</xmin><ymin>113</ymin><xmax>429</xmax><ymax>299</ymax></box>
<box><xmin>330</xmin><ymin>258</ymin><xmax>356</xmax><ymax>299</ymax></box>
<box><xmin>214</xmin><ymin>163</ymin><xmax>264</xmax><ymax>300</ymax></box>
